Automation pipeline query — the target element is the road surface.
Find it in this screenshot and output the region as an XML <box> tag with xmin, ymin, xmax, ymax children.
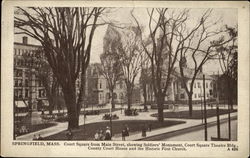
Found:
<box><xmin>162</xmin><ymin>119</ymin><xmax>237</xmax><ymax>141</ymax></box>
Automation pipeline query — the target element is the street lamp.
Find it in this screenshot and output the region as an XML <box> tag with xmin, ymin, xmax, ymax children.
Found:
<box><xmin>109</xmin><ymin>96</ymin><xmax>113</xmax><ymax>138</ymax></box>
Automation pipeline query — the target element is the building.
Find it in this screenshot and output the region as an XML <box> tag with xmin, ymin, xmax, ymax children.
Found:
<box><xmin>85</xmin><ymin>63</ymin><xmax>127</xmax><ymax>106</ymax></box>
<box><xmin>141</xmin><ymin>67</ymin><xmax>216</xmax><ymax>105</ymax></box>
<box><xmin>14</xmin><ymin>37</ymin><xmax>47</xmax><ymax>111</ymax></box>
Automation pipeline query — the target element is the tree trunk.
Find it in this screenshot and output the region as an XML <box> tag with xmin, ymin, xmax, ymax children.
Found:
<box><xmin>156</xmin><ymin>94</ymin><xmax>164</xmax><ymax>123</ymax></box>
<box><xmin>48</xmin><ymin>96</ymin><xmax>54</xmax><ymax>115</ymax></box>
<box><xmin>111</xmin><ymin>89</ymin><xmax>115</xmax><ymax>109</ymax></box>
<box><xmin>188</xmin><ymin>94</ymin><xmax>193</xmax><ymax>117</ymax></box>
<box><xmin>143</xmin><ymin>84</ymin><xmax>147</xmax><ymax>109</ymax></box>
<box><xmin>126</xmin><ymin>84</ymin><xmax>133</xmax><ymax>111</ymax></box>
<box><xmin>64</xmin><ymin>87</ymin><xmax>79</xmax><ymax>129</ymax></box>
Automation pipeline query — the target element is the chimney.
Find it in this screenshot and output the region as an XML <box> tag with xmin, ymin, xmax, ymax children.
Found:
<box><xmin>23</xmin><ymin>36</ymin><xmax>28</xmax><ymax>44</ymax></box>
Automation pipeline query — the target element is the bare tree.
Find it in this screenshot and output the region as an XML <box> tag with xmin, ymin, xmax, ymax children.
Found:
<box><xmin>35</xmin><ymin>52</ymin><xmax>59</xmax><ymax>114</ymax></box>
<box><xmin>177</xmin><ymin>10</ymin><xmax>236</xmax><ymax>116</ymax></box>
<box><xmin>111</xmin><ymin>25</ymin><xmax>144</xmax><ymax>111</ymax></box>
<box><xmin>133</xmin><ymin>9</ymin><xmax>202</xmax><ymax>122</ymax></box>
<box><xmin>216</xmin><ymin>26</ymin><xmax>238</xmax><ymax>107</ymax></box>
<box><xmin>139</xmin><ymin>57</ymin><xmax>151</xmax><ymax>109</ymax></box>
<box><xmin>99</xmin><ymin>25</ymin><xmax>123</xmax><ymax>109</ymax></box>
<box><xmin>15</xmin><ymin>7</ymin><xmax>106</xmax><ymax>129</ymax></box>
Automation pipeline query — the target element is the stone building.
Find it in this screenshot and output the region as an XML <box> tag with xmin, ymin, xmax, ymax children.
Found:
<box><xmin>14</xmin><ymin>37</ymin><xmax>47</xmax><ymax>111</ymax></box>
<box><xmin>85</xmin><ymin>63</ymin><xmax>127</xmax><ymax>106</ymax></box>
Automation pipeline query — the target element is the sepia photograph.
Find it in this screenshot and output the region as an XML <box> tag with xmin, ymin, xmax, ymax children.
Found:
<box><xmin>13</xmin><ymin>6</ymin><xmax>238</xmax><ymax>142</ymax></box>
<box><xmin>1</xmin><ymin>1</ymin><xmax>249</xmax><ymax>157</ymax></box>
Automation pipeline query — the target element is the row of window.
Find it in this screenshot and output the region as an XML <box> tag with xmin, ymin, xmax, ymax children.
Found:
<box><xmin>14</xmin><ymin>89</ymin><xmax>46</xmax><ymax>99</ymax></box>
<box><xmin>97</xmin><ymin>80</ymin><xmax>124</xmax><ymax>90</ymax></box>
<box><xmin>14</xmin><ymin>79</ymin><xmax>43</xmax><ymax>87</ymax></box>
<box><xmin>14</xmin><ymin>59</ymin><xmax>42</xmax><ymax>68</ymax></box>
<box><xmin>14</xmin><ymin>48</ymin><xmax>42</xmax><ymax>57</ymax></box>
<box><xmin>180</xmin><ymin>81</ymin><xmax>213</xmax><ymax>89</ymax></box>
<box><xmin>179</xmin><ymin>92</ymin><xmax>212</xmax><ymax>99</ymax></box>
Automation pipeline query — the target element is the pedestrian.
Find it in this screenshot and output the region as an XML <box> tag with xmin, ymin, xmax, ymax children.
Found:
<box><xmin>66</xmin><ymin>129</ymin><xmax>73</xmax><ymax>140</ymax></box>
<box><xmin>122</xmin><ymin>129</ymin><xmax>126</xmax><ymax>141</ymax></box>
<box><xmin>148</xmin><ymin>123</ymin><xmax>152</xmax><ymax>132</ymax></box>
<box><xmin>99</xmin><ymin>130</ymin><xmax>104</xmax><ymax>140</ymax></box>
<box><xmin>104</xmin><ymin>126</ymin><xmax>111</xmax><ymax>140</ymax></box>
<box><xmin>141</xmin><ymin>124</ymin><xmax>146</xmax><ymax>137</ymax></box>
<box><xmin>33</xmin><ymin>134</ymin><xmax>38</xmax><ymax>140</ymax></box>
<box><xmin>94</xmin><ymin>130</ymin><xmax>99</xmax><ymax>141</ymax></box>
<box><xmin>37</xmin><ymin>134</ymin><xmax>43</xmax><ymax>140</ymax></box>
<box><xmin>125</xmin><ymin>124</ymin><xmax>129</xmax><ymax>136</ymax></box>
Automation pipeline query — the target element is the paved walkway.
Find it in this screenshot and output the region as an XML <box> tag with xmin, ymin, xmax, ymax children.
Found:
<box><xmin>16</xmin><ymin>105</ymin><xmax>237</xmax><ymax>141</ymax></box>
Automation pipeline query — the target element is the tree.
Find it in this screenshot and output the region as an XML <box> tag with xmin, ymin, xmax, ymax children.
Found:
<box><xmin>99</xmin><ymin>25</ymin><xmax>123</xmax><ymax>109</ymax></box>
<box><xmin>133</xmin><ymin>9</ymin><xmax>203</xmax><ymax>122</ymax></box>
<box><xmin>35</xmin><ymin>51</ymin><xmax>59</xmax><ymax>114</ymax></box>
<box><xmin>15</xmin><ymin>7</ymin><xmax>106</xmax><ymax>129</ymax></box>
<box><xmin>115</xmin><ymin>25</ymin><xmax>144</xmax><ymax>111</ymax></box>
<box><xmin>177</xmin><ymin>10</ymin><xmax>236</xmax><ymax>116</ymax></box>
<box><xmin>139</xmin><ymin>57</ymin><xmax>151</xmax><ymax>109</ymax></box>
<box><xmin>216</xmin><ymin>26</ymin><xmax>238</xmax><ymax>106</ymax></box>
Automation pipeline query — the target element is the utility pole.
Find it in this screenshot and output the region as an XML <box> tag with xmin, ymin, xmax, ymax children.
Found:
<box><xmin>203</xmin><ymin>75</ymin><xmax>207</xmax><ymax>141</ymax></box>
<box><xmin>216</xmin><ymin>71</ymin><xmax>221</xmax><ymax>139</ymax></box>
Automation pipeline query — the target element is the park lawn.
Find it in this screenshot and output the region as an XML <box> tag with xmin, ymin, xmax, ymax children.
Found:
<box><xmin>151</xmin><ymin>109</ymin><xmax>237</xmax><ymax>119</ymax></box>
<box><xmin>44</xmin><ymin>120</ymin><xmax>185</xmax><ymax>140</ymax></box>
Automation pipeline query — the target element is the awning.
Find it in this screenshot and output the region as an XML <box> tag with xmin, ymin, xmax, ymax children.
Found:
<box><xmin>15</xmin><ymin>101</ymin><xmax>28</xmax><ymax>108</ymax></box>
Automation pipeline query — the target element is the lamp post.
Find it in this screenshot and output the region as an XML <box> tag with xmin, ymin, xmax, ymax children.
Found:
<box><xmin>109</xmin><ymin>97</ymin><xmax>113</xmax><ymax>137</ymax></box>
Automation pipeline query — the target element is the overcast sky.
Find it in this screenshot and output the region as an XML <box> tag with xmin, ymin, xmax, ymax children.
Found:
<box><xmin>14</xmin><ymin>8</ymin><xmax>237</xmax><ymax>75</ymax></box>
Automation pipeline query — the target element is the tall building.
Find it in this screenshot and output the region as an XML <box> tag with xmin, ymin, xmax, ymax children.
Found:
<box><xmin>85</xmin><ymin>63</ymin><xmax>127</xmax><ymax>106</ymax></box>
<box><xmin>14</xmin><ymin>37</ymin><xmax>47</xmax><ymax>111</ymax></box>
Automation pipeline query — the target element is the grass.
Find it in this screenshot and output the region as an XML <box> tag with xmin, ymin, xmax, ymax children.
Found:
<box><xmin>44</xmin><ymin>120</ymin><xmax>185</xmax><ymax>140</ymax></box>
<box><xmin>151</xmin><ymin>109</ymin><xmax>237</xmax><ymax>119</ymax></box>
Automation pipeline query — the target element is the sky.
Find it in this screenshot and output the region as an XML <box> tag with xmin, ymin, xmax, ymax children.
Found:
<box><xmin>14</xmin><ymin>7</ymin><xmax>237</xmax><ymax>75</ymax></box>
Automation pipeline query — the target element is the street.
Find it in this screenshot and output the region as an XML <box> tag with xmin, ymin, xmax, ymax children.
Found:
<box><xmin>162</xmin><ymin>119</ymin><xmax>237</xmax><ymax>141</ymax></box>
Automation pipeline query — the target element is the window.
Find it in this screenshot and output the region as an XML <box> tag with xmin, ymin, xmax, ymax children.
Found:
<box><xmin>14</xmin><ymin>90</ymin><xmax>18</xmax><ymax>98</ymax></box>
<box><xmin>194</xmin><ymin>93</ymin><xmax>197</xmax><ymax>98</ymax></box>
<box><xmin>25</xmin><ymin>89</ymin><xmax>29</xmax><ymax>98</ymax></box>
<box><xmin>39</xmin><ymin>90</ymin><xmax>42</xmax><ymax>97</ymax></box>
<box><xmin>113</xmin><ymin>93</ymin><xmax>117</xmax><ymax>99</ymax></box>
<box><xmin>14</xmin><ymin>80</ymin><xmax>18</xmax><ymax>87</ymax></box>
<box><xmin>25</xmin><ymin>79</ymin><xmax>28</xmax><ymax>87</ymax></box>
<box><xmin>18</xmin><ymin>80</ymin><xmax>22</xmax><ymax>87</ymax></box>
<box><xmin>207</xmin><ymin>93</ymin><xmax>209</xmax><ymax>97</ymax></box>
<box><xmin>210</xmin><ymin>82</ymin><xmax>213</xmax><ymax>88</ymax></box>
<box><xmin>194</xmin><ymin>83</ymin><xmax>196</xmax><ymax>88</ymax></box>
<box><xmin>206</xmin><ymin>82</ymin><xmax>208</xmax><ymax>88</ymax></box>
<box><xmin>198</xmin><ymin>93</ymin><xmax>201</xmax><ymax>98</ymax></box>
<box><xmin>181</xmin><ymin>82</ymin><xmax>185</xmax><ymax>88</ymax></box>
<box><xmin>99</xmin><ymin>81</ymin><xmax>102</xmax><ymax>89</ymax></box>
<box><xmin>198</xmin><ymin>82</ymin><xmax>201</xmax><ymax>88</ymax></box>
<box><xmin>18</xmin><ymin>89</ymin><xmax>22</xmax><ymax>98</ymax></box>
<box><xmin>180</xmin><ymin>93</ymin><xmax>185</xmax><ymax>99</ymax></box>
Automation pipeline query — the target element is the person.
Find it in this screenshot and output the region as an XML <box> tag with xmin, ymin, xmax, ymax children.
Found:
<box><xmin>141</xmin><ymin>124</ymin><xmax>146</xmax><ymax>137</ymax></box>
<box><xmin>122</xmin><ymin>129</ymin><xmax>126</xmax><ymax>141</ymax></box>
<box><xmin>99</xmin><ymin>130</ymin><xmax>104</xmax><ymax>140</ymax></box>
<box><xmin>33</xmin><ymin>134</ymin><xmax>38</xmax><ymax>140</ymax></box>
<box><xmin>66</xmin><ymin>129</ymin><xmax>73</xmax><ymax>140</ymax></box>
<box><xmin>37</xmin><ymin>134</ymin><xmax>43</xmax><ymax>140</ymax></box>
<box><xmin>148</xmin><ymin>123</ymin><xmax>152</xmax><ymax>132</ymax></box>
<box><xmin>125</xmin><ymin>124</ymin><xmax>129</xmax><ymax>136</ymax></box>
<box><xmin>94</xmin><ymin>130</ymin><xmax>99</xmax><ymax>141</ymax></box>
<box><xmin>104</xmin><ymin>126</ymin><xmax>111</xmax><ymax>140</ymax></box>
